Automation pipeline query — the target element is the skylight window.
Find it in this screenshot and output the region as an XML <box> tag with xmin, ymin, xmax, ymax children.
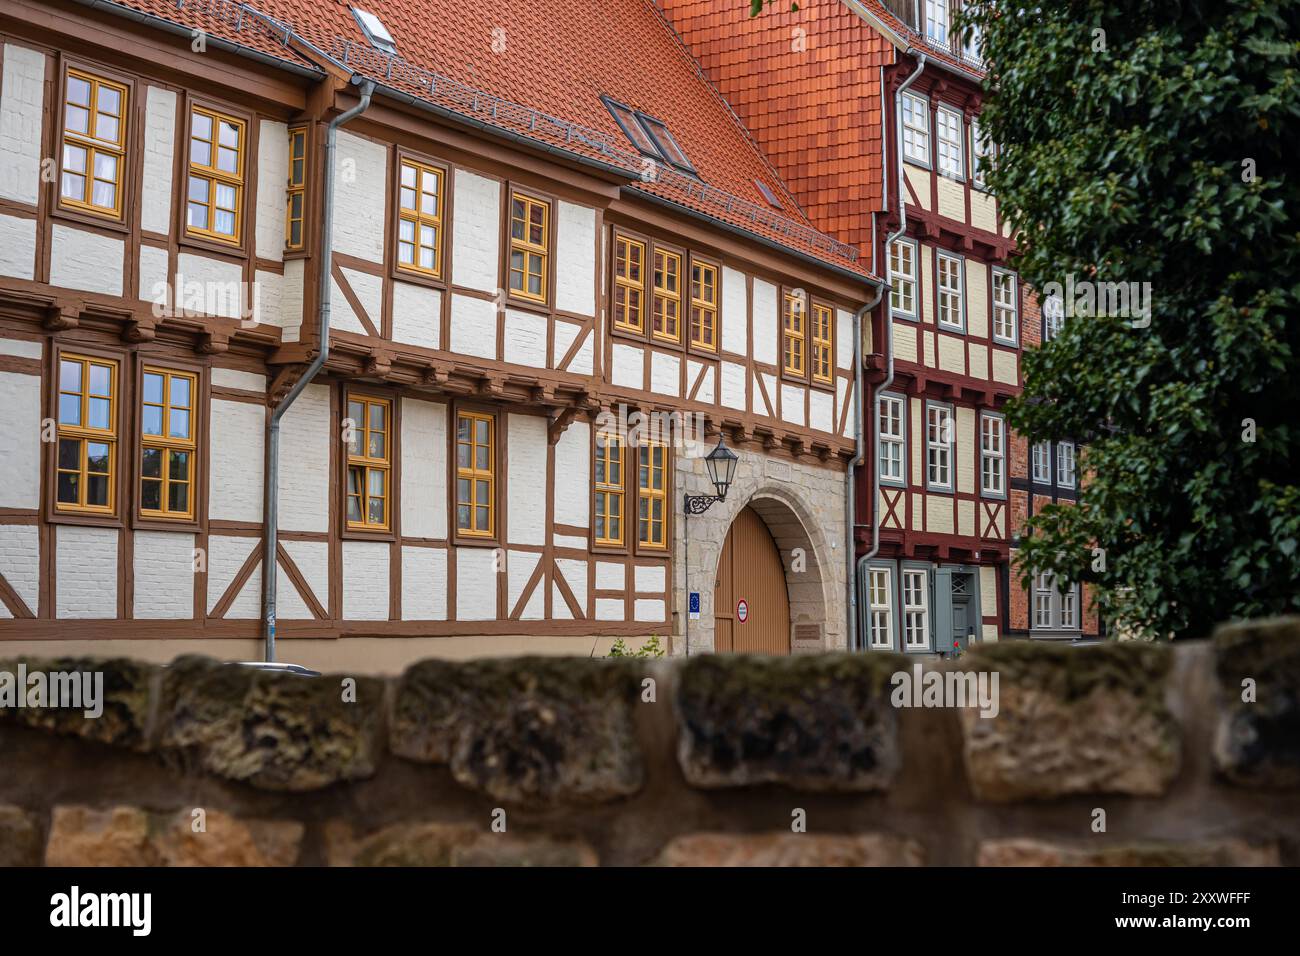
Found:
<box><xmin>351</xmin><ymin>7</ymin><xmax>397</xmax><ymax>55</ymax></box>
<box><xmin>602</xmin><ymin>97</ymin><xmax>696</xmax><ymax>174</ymax></box>
<box><xmin>754</xmin><ymin>179</ymin><xmax>782</xmax><ymax>209</ymax></box>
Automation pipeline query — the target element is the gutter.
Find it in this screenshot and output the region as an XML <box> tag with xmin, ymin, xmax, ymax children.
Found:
<box><xmin>633</xmin><ymin>190</ymin><xmax>879</xmax><ymax>288</ymax></box>
<box><xmin>262</xmin><ymin>77</ymin><xmax>375</xmax><ymax>663</ymax></box>
<box><xmin>68</xmin><ymin>0</ymin><xmax>325</xmax><ymax>79</ymax></box>
<box><xmin>842</xmin><ymin>0</ymin><xmax>981</xmax><ymax>83</ymax></box>
<box><xmin>856</xmin><ymin>50</ymin><xmax>926</xmax><ymax>649</ymax></box>
<box><xmin>844</xmin><ymin>284</ymin><xmax>886</xmax><ymax>652</ymax></box>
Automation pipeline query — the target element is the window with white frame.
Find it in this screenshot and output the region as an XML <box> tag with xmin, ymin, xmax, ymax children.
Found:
<box><xmin>889</xmin><ymin>239</ymin><xmax>917</xmax><ymax>316</ymax></box>
<box><xmin>963</xmin><ymin>18</ymin><xmax>983</xmax><ymax>62</ymax></box>
<box><xmin>1061</xmin><ymin>584</ymin><xmax>1078</xmax><ymax>628</ymax></box>
<box><xmin>901</xmin><ymin>91</ymin><xmax>930</xmax><ymax>165</ymax></box>
<box><xmin>925</xmin><ymin>0</ymin><xmax>949</xmax><ymax>45</ymax></box>
<box><xmin>1043</xmin><ymin>292</ymin><xmax>1065</xmax><ymax>341</ymax></box>
<box><xmin>1057</xmin><ymin>441</ymin><xmax>1077</xmax><ymax>488</ymax></box>
<box><xmin>902</xmin><ymin>568</ymin><xmax>929</xmax><ymax>649</ymax></box>
<box><xmin>936</xmin><ymin>251</ymin><xmax>963</xmax><ymax>330</ymax></box>
<box><xmin>936</xmin><ymin>106</ymin><xmax>964</xmax><ymax>179</ymax></box>
<box><xmin>868</xmin><ymin>566</ymin><xmax>893</xmax><ymax>648</ymax></box>
<box><xmin>1034</xmin><ymin>571</ymin><xmax>1080</xmax><ymax>631</ymax></box>
<box><xmin>926</xmin><ymin>403</ymin><xmax>953</xmax><ymax>490</ymax></box>
<box><xmin>971</xmin><ymin>116</ymin><xmax>993</xmax><ymax>187</ymax></box>
<box><xmin>1033</xmin><ymin>571</ymin><xmax>1054</xmax><ymax>629</ymax></box>
<box><xmin>980</xmin><ymin>413</ymin><xmax>1005</xmax><ymax>496</ymax></box>
<box><xmin>992</xmin><ymin>269</ymin><xmax>1018</xmax><ymax>344</ymax></box>
<box><xmin>879</xmin><ymin>395</ymin><xmax>905</xmax><ymax>485</ymax></box>
<box><xmin>1032</xmin><ymin>441</ymin><xmax>1051</xmax><ymax>483</ymax></box>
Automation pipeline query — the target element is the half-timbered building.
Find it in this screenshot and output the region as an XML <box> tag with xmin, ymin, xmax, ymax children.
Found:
<box><xmin>0</xmin><ymin>0</ymin><xmax>881</xmax><ymax>668</ymax></box>
<box><xmin>663</xmin><ymin>0</ymin><xmax>1024</xmax><ymax>655</ymax></box>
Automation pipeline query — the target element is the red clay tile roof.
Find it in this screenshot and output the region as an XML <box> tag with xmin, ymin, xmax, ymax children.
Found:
<box><xmin>660</xmin><ymin>0</ymin><xmax>898</xmax><ymax>256</ymax></box>
<box><xmin>95</xmin><ymin>0</ymin><xmax>875</xmax><ymax>280</ymax></box>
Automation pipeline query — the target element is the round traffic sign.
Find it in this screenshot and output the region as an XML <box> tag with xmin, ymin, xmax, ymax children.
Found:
<box><xmin>736</xmin><ymin>599</ymin><xmax>749</xmax><ymax>624</ymax></box>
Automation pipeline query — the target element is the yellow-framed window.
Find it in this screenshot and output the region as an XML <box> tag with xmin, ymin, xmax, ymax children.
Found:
<box><xmin>55</xmin><ymin>353</ymin><xmax>118</xmax><ymax>515</ymax></box>
<box><xmin>59</xmin><ymin>69</ymin><xmax>127</xmax><ymax>220</ymax></box>
<box><xmin>456</xmin><ymin>411</ymin><xmax>495</xmax><ymax>537</ymax></box>
<box><xmin>397</xmin><ymin>158</ymin><xmax>444</xmax><ymax>277</ymax></box>
<box><xmin>285</xmin><ymin>126</ymin><xmax>307</xmax><ymax>251</ymax></box>
<box><xmin>140</xmin><ymin>367</ymin><xmax>197</xmax><ymax>519</ymax></box>
<box><xmin>811</xmin><ymin>302</ymin><xmax>834</xmax><ymax>384</ymax></box>
<box><xmin>346</xmin><ymin>395</ymin><xmax>391</xmax><ymax>531</ymax></box>
<box><xmin>186</xmin><ymin>105</ymin><xmax>246</xmax><ymax>245</ymax></box>
<box><xmin>652</xmin><ymin>249</ymin><xmax>682</xmax><ymax>343</ymax></box>
<box><xmin>782</xmin><ymin>291</ymin><xmax>806</xmax><ymax>377</ymax></box>
<box><xmin>508</xmin><ymin>191</ymin><xmax>548</xmax><ymax>302</ymax></box>
<box><xmin>689</xmin><ymin>260</ymin><xmax>718</xmax><ymax>351</ymax></box>
<box><xmin>637</xmin><ymin>441</ymin><xmax>667</xmax><ymax>549</ymax></box>
<box><xmin>613</xmin><ymin>235</ymin><xmax>646</xmax><ymax>334</ymax></box>
<box><xmin>594</xmin><ymin>434</ymin><xmax>625</xmax><ymax>546</ymax></box>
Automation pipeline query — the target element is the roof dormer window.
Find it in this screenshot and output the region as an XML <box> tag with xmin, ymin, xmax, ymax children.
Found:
<box><xmin>351</xmin><ymin>7</ymin><xmax>397</xmax><ymax>55</ymax></box>
<box><xmin>602</xmin><ymin>97</ymin><xmax>696</xmax><ymax>174</ymax></box>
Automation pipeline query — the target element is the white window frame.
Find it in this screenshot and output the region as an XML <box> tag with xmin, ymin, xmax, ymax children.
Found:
<box><xmin>1057</xmin><ymin>441</ymin><xmax>1077</xmax><ymax>489</ymax></box>
<box><xmin>992</xmin><ymin>268</ymin><xmax>1018</xmax><ymax>346</ymax></box>
<box><xmin>926</xmin><ymin>402</ymin><xmax>953</xmax><ymax>492</ymax></box>
<box><xmin>971</xmin><ymin>115</ymin><xmax>992</xmax><ymax>188</ymax></box>
<box><xmin>936</xmin><ymin>250</ymin><xmax>964</xmax><ymax>331</ymax></box>
<box><xmin>901</xmin><ymin>91</ymin><xmax>930</xmax><ymax>167</ymax></box>
<box><xmin>925</xmin><ymin>0</ymin><xmax>949</xmax><ymax>46</ymax></box>
<box><xmin>936</xmin><ymin>105</ymin><xmax>964</xmax><ymax>180</ymax></box>
<box><xmin>902</xmin><ymin>567</ymin><xmax>930</xmax><ymax>650</ymax></box>
<box><xmin>1033</xmin><ymin>571</ymin><xmax>1081</xmax><ymax>632</ymax></box>
<box><xmin>980</xmin><ymin>412</ymin><xmax>1005</xmax><ymax>498</ymax></box>
<box><xmin>868</xmin><ymin>566</ymin><xmax>894</xmax><ymax>649</ymax></box>
<box><xmin>888</xmin><ymin>238</ymin><xmax>918</xmax><ymax>318</ymax></box>
<box><xmin>1033</xmin><ymin>571</ymin><xmax>1054</xmax><ymax>629</ymax></box>
<box><xmin>963</xmin><ymin>18</ymin><xmax>983</xmax><ymax>63</ymax></box>
<box><xmin>1043</xmin><ymin>292</ymin><xmax>1065</xmax><ymax>341</ymax></box>
<box><xmin>1032</xmin><ymin>441</ymin><xmax>1052</xmax><ymax>483</ymax></box>
<box><xmin>878</xmin><ymin>394</ymin><xmax>906</xmax><ymax>487</ymax></box>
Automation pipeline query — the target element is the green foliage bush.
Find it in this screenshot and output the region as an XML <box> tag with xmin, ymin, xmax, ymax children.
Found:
<box><xmin>962</xmin><ymin>0</ymin><xmax>1300</xmax><ymax>637</ymax></box>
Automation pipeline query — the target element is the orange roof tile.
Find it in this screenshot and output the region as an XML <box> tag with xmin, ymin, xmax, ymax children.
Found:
<box><xmin>96</xmin><ymin>0</ymin><xmax>876</xmax><ymax>281</ymax></box>
<box><xmin>659</xmin><ymin>0</ymin><xmax>897</xmax><ymax>256</ymax></box>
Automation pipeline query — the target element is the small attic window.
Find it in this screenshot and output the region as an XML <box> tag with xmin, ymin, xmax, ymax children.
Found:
<box><xmin>602</xmin><ymin>96</ymin><xmax>696</xmax><ymax>174</ymax></box>
<box><xmin>754</xmin><ymin>179</ymin><xmax>783</xmax><ymax>209</ymax></box>
<box><xmin>351</xmin><ymin>7</ymin><xmax>397</xmax><ymax>55</ymax></box>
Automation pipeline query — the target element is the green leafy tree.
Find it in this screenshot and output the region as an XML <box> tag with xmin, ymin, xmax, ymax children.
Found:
<box><xmin>961</xmin><ymin>0</ymin><xmax>1300</xmax><ymax>637</ymax></box>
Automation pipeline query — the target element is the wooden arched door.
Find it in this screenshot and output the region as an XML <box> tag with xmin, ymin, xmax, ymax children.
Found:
<box><xmin>713</xmin><ymin>505</ymin><xmax>791</xmax><ymax>654</ymax></box>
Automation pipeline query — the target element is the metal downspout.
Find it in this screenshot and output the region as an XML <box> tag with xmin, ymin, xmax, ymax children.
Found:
<box><xmin>857</xmin><ymin>51</ymin><xmax>926</xmax><ymax>646</ymax></box>
<box><xmin>845</xmin><ymin>287</ymin><xmax>885</xmax><ymax>653</ymax></box>
<box><xmin>262</xmin><ymin>78</ymin><xmax>375</xmax><ymax>662</ymax></box>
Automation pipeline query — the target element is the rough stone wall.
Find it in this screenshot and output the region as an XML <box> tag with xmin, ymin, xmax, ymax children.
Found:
<box><xmin>1</xmin><ymin>617</ymin><xmax>1297</xmax><ymax>867</ymax></box>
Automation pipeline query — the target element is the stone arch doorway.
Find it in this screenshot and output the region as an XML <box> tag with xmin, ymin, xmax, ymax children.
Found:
<box><xmin>714</xmin><ymin>505</ymin><xmax>791</xmax><ymax>653</ymax></box>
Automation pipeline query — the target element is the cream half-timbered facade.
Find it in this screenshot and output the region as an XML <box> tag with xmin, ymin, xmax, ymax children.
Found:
<box><xmin>0</xmin><ymin>0</ymin><xmax>872</xmax><ymax>668</ymax></box>
<box><xmin>859</xmin><ymin>4</ymin><xmax>1021</xmax><ymax>657</ymax></box>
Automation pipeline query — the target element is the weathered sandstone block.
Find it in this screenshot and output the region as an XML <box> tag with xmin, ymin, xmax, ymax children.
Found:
<box><xmin>45</xmin><ymin>805</ymin><xmax>303</xmax><ymax>866</ymax></box>
<box><xmin>655</xmin><ymin>832</ymin><xmax>923</xmax><ymax>866</ymax></box>
<box><xmin>0</xmin><ymin>656</ymin><xmax>155</xmax><ymax>751</ymax></box>
<box><xmin>325</xmin><ymin>820</ymin><xmax>597</xmax><ymax>866</ymax></box>
<box><xmin>1213</xmin><ymin>616</ymin><xmax>1300</xmax><ymax>789</ymax></box>
<box><xmin>157</xmin><ymin>656</ymin><xmax>383</xmax><ymax>791</ymax></box>
<box><xmin>978</xmin><ymin>837</ymin><xmax>1278</xmax><ymax>867</ymax></box>
<box><xmin>390</xmin><ymin>657</ymin><xmax>644</xmax><ymax>805</ymax></box>
<box><xmin>675</xmin><ymin>653</ymin><xmax>902</xmax><ymax>791</ymax></box>
<box><xmin>958</xmin><ymin>641</ymin><xmax>1180</xmax><ymax>801</ymax></box>
<box><xmin>0</xmin><ymin>805</ymin><xmax>41</xmax><ymax>867</ymax></box>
